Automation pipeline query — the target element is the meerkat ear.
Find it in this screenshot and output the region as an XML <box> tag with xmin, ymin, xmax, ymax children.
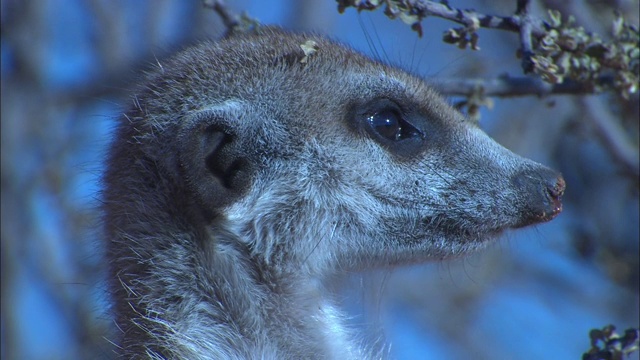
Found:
<box><xmin>177</xmin><ymin>108</ymin><xmax>253</xmax><ymax>218</ymax></box>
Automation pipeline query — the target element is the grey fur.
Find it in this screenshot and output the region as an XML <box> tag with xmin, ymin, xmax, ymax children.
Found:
<box><xmin>103</xmin><ymin>27</ymin><xmax>564</xmax><ymax>359</ymax></box>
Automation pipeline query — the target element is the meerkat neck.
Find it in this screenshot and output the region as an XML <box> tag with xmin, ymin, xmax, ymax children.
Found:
<box><xmin>191</xmin><ymin>225</ymin><xmax>365</xmax><ymax>359</ymax></box>
<box><xmin>110</xmin><ymin>199</ymin><xmax>364</xmax><ymax>358</ymax></box>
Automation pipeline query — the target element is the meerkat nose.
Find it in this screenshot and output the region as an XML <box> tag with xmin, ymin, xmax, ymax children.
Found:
<box><xmin>545</xmin><ymin>173</ymin><xmax>565</xmax><ymax>215</ymax></box>
<box><xmin>511</xmin><ymin>167</ymin><xmax>565</xmax><ymax>227</ymax></box>
<box><xmin>548</xmin><ymin>174</ymin><xmax>566</xmax><ymax>198</ymax></box>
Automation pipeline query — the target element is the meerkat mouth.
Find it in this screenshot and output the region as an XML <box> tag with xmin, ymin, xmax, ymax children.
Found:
<box><xmin>416</xmin><ymin>215</ymin><xmax>506</xmax><ymax>242</ymax></box>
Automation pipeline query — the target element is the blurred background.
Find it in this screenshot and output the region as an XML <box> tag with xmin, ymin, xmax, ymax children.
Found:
<box><xmin>1</xmin><ymin>0</ymin><xmax>638</xmax><ymax>359</ymax></box>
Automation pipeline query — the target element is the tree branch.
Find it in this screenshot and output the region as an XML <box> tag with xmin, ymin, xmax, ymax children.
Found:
<box><xmin>338</xmin><ymin>0</ymin><xmax>639</xmax><ymax>98</ymax></box>
<box><xmin>338</xmin><ymin>0</ymin><xmax>549</xmax><ymax>37</ymax></box>
<box><xmin>430</xmin><ymin>75</ymin><xmax>615</xmax><ymax>97</ymax></box>
<box><xmin>516</xmin><ymin>0</ymin><xmax>535</xmax><ymax>73</ymax></box>
<box><xmin>580</xmin><ymin>97</ymin><xmax>640</xmax><ymax>179</ymax></box>
<box><xmin>202</xmin><ymin>0</ymin><xmax>240</xmax><ymax>33</ymax></box>
<box><xmin>416</xmin><ymin>0</ymin><xmax>548</xmax><ymax>36</ymax></box>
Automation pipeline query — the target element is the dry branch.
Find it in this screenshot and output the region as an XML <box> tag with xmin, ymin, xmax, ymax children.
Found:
<box><xmin>202</xmin><ymin>0</ymin><xmax>240</xmax><ymax>33</ymax></box>
<box><xmin>430</xmin><ymin>75</ymin><xmax>615</xmax><ymax>97</ymax></box>
<box><xmin>337</xmin><ymin>0</ymin><xmax>639</xmax><ymax>98</ymax></box>
<box><xmin>337</xmin><ymin>0</ymin><xmax>548</xmax><ymax>37</ymax></box>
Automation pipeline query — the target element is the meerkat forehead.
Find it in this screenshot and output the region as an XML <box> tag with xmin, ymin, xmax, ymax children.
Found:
<box><xmin>140</xmin><ymin>26</ymin><xmax>457</xmax><ymax>133</ymax></box>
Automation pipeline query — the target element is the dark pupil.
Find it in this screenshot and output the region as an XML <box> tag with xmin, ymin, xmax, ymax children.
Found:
<box><xmin>368</xmin><ymin>110</ymin><xmax>402</xmax><ymax>141</ymax></box>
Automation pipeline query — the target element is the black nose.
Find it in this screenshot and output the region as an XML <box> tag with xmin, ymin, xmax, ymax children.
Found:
<box><xmin>511</xmin><ymin>167</ymin><xmax>565</xmax><ymax>228</ymax></box>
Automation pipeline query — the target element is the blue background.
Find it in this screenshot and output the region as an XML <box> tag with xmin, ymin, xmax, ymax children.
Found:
<box><xmin>1</xmin><ymin>1</ymin><xmax>638</xmax><ymax>359</ymax></box>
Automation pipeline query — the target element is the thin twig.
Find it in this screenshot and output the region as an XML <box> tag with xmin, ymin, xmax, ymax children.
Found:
<box><xmin>430</xmin><ymin>75</ymin><xmax>614</xmax><ymax>97</ymax></box>
<box><xmin>408</xmin><ymin>0</ymin><xmax>548</xmax><ymax>37</ymax></box>
<box><xmin>339</xmin><ymin>0</ymin><xmax>549</xmax><ymax>38</ymax></box>
<box><xmin>516</xmin><ymin>0</ymin><xmax>535</xmax><ymax>73</ymax></box>
<box><xmin>202</xmin><ymin>0</ymin><xmax>239</xmax><ymax>33</ymax></box>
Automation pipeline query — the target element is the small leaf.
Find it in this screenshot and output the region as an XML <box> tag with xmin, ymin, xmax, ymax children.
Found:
<box><xmin>470</xmin><ymin>32</ymin><xmax>480</xmax><ymax>51</ymax></box>
<box><xmin>398</xmin><ymin>11</ymin><xmax>419</xmax><ymax>26</ymax></box>
<box><xmin>443</xmin><ymin>28</ymin><xmax>462</xmax><ymax>43</ymax></box>
<box><xmin>548</xmin><ymin>10</ymin><xmax>562</xmax><ymax>28</ymax></box>
<box><xmin>411</xmin><ymin>22</ymin><xmax>424</xmax><ymax>38</ymax></box>
<box><xmin>612</xmin><ymin>14</ymin><xmax>624</xmax><ymax>37</ymax></box>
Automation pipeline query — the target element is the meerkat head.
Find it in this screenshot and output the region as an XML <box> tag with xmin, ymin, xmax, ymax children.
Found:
<box><xmin>112</xmin><ymin>27</ymin><xmax>564</xmax><ymax>279</ymax></box>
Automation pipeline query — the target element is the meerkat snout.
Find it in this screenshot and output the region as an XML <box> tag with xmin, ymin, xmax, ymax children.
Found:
<box><xmin>510</xmin><ymin>167</ymin><xmax>565</xmax><ymax>227</ymax></box>
<box><xmin>103</xmin><ymin>27</ymin><xmax>565</xmax><ymax>359</ymax></box>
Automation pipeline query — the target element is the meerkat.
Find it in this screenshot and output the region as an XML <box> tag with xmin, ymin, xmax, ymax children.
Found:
<box><xmin>103</xmin><ymin>27</ymin><xmax>565</xmax><ymax>359</ymax></box>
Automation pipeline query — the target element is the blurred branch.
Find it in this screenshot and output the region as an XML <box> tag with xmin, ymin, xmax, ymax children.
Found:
<box><xmin>433</xmin><ymin>76</ymin><xmax>640</xmax><ymax>181</ymax></box>
<box><xmin>431</xmin><ymin>75</ymin><xmax>615</xmax><ymax>97</ymax></box>
<box><xmin>580</xmin><ymin>97</ymin><xmax>640</xmax><ymax>180</ymax></box>
<box><xmin>516</xmin><ymin>0</ymin><xmax>535</xmax><ymax>73</ymax></box>
<box><xmin>202</xmin><ymin>0</ymin><xmax>239</xmax><ymax>30</ymax></box>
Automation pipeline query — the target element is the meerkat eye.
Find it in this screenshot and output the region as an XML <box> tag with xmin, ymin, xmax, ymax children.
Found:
<box><xmin>368</xmin><ymin>109</ymin><xmax>421</xmax><ymax>141</ymax></box>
